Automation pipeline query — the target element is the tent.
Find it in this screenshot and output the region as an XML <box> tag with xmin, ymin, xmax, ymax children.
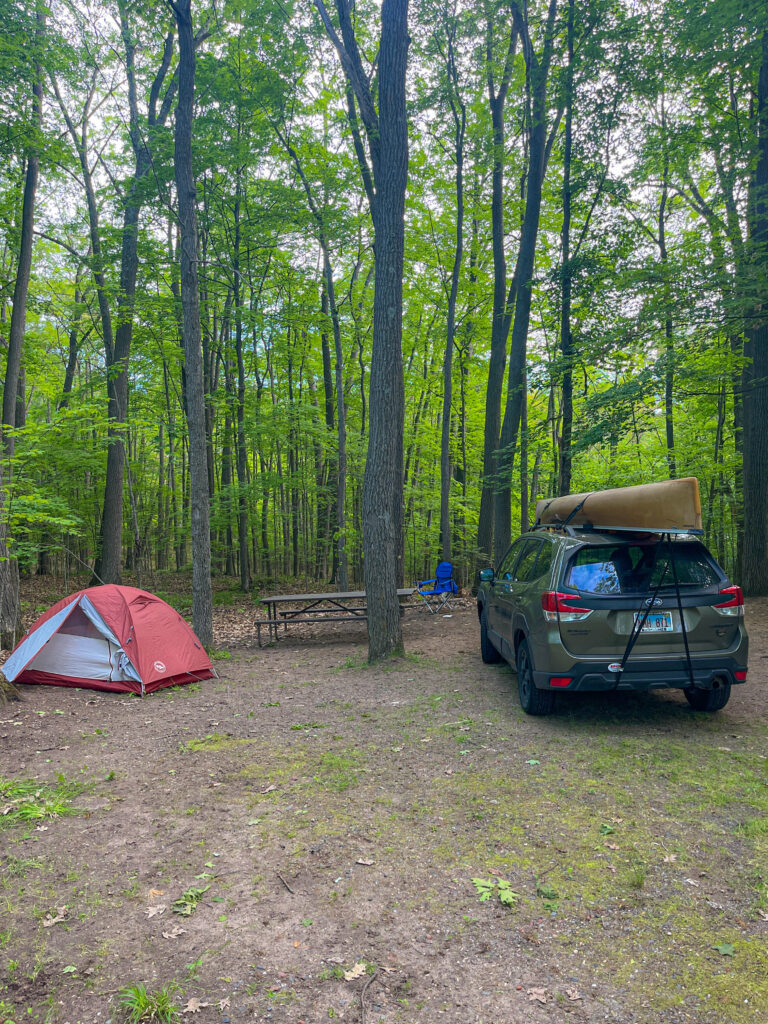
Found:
<box><xmin>2</xmin><ymin>585</ymin><xmax>214</xmax><ymax>695</ymax></box>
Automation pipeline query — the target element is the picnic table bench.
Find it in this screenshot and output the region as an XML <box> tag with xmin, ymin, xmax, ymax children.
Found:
<box><xmin>256</xmin><ymin>588</ymin><xmax>415</xmax><ymax>646</ymax></box>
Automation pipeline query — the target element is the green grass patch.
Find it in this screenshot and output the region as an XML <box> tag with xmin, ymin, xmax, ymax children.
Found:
<box><xmin>119</xmin><ymin>981</ymin><xmax>182</xmax><ymax>1023</ymax></box>
<box><xmin>180</xmin><ymin>733</ymin><xmax>254</xmax><ymax>753</ymax></box>
<box><xmin>0</xmin><ymin>775</ymin><xmax>83</xmax><ymax>830</ymax></box>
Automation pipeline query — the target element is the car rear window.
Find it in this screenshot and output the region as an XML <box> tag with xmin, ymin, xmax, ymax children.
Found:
<box><xmin>565</xmin><ymin>541</ymin><xmax>721</xmax><ymax>595</ymax></box>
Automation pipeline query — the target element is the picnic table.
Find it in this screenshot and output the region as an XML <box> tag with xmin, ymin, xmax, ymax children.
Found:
<box><xmin>256</xmin><ymin>588</ymin><xmax>415</xmax><ymax>646</ymax></box>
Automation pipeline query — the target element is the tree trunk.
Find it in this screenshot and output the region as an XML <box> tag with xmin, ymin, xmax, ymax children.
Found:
<box><xmin>558</xmin><ymin>0</ymin><xmax>574</xmax><ymax>496</ymax></box>
<box><xmin>439</xmin><ymin>23</ymin><xmax>466</xmax><ymax>563</ymax></box>
<box><xmin>171</xmin><ymin>0</ymin><xmax>213</xmax><ymax>645</ymax></box>
<box><xmin>494</xmin><ymin>0</ymin><xmax>559</xmax><ymax>564</ymax></box>
<box><xmin>741</xmin><ymin>29</ymin><xmax>768</xmax><ymax>595</ymax></box>
<box><xmin>476</xmin><ymin>18</ymin><xmax>517</xmax><ymax>565</ymax></box>
<box><xmin>233</xmin><ymin>184</ymin><xmax>251</xmax><ymax>592</ymax></box>
<box><xmin>3</xmin><ymin>7</ymin><xmax>44</xmax><ymax>455</ymax></box>
<box><xmin>315</xmin><ymin>0</ymin><xmax>409</xmax><ymax>657</ymax></box>
<box><xmin>362</xmin><ymin>0</ymin><xmax>409</xmax><ymax>658</ymax></box>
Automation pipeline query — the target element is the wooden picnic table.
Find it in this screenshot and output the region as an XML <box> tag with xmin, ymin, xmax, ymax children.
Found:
<box><xmin>257</xmin><ymin>588</ymin><xmax>415</xmax><ymax>645</ymax></box>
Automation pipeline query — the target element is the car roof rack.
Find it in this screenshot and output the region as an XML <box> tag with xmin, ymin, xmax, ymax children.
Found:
<box><xmin>531</xmin><ymin>522</ymin><xmax>704</xmax><ymax>538</ymax></box>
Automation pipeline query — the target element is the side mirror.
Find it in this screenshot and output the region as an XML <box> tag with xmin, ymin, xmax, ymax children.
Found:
<box><xmin>479</xmin><ymin>568</ymin><xmax>494</xmax><ymax>583</ymax></box>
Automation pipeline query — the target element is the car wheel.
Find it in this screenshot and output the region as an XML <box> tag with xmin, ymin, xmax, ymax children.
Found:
<box><xmin>480</xmin><ymin>607</ymin><xmax>502</xmax><ymax>664</ymax></box>
<box><xmin>684</xmin><ymin>679</ymin><xmax>731</xmax><ymax>712</ymax></box>
<box><xmin>516</xmin><ymin>639</ymin><xmax>554</xmax><ymax>716</ymax></box>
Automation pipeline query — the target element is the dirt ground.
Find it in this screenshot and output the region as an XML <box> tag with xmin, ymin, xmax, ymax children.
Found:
<box><xmin>1</xmin><ymin>586</ymin><xmax>767</xmax><ymax>1024</ymax></box>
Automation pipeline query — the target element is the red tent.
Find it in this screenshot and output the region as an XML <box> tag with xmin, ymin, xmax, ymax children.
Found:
<box><xmin>3</xmin><ymin>585</ymin><xmax>214</xmax><ymax>695</ymax></box>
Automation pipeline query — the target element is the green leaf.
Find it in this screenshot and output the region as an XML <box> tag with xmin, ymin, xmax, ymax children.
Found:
<box><xmin>713</xmin><ymin>943</ymin><xmax>735</xmax><ymax>956</ymax></box>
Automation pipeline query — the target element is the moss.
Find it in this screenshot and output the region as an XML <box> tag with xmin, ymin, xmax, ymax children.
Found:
<box><xmin>181</xmin><ymin>733</ymin><xmax>254</xmax><ymax>753</ymax></box>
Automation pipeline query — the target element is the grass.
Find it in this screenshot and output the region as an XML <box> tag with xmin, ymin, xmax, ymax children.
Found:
<box><xmin>119</xmin><ymin>982</ymin><xmax>182</xmax><ymax>1023</ymax></box>
<box><xmin>0</xmin><ymin>775</ymin><xmax>83</xmax><ymax>830</ymax></box>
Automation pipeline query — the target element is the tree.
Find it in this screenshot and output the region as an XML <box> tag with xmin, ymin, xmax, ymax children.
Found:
<box><xmin>167</xmin><ymin>0</ymin><xmax>213</xmax><ymax>645</ymax></box>
<box><xmin>314</xmin><ymin>0</ymin><xmax>410</xmax><ymax>660</ymax></box>
<box><xmin>741</xmin><ymin>29</ymin><xmax>768</xmax><ymax>594</ymax></box>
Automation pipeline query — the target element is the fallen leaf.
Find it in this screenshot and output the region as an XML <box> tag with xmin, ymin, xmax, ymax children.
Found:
<box><xmin>758</xmin><ymin>910</ymin><xmax>768</xmax><ymax>921</ymax></box>
<box><xmin>525</xmin><ymin>759</ymin><xmax>540</xmax><ymax>765</ymax></box>
<box><xmin>35</xmin><ymin>825</ymin><xmax>48</xmax><ymax>832</ymax></box>
<box><xmin>262</xmin><ymin>784</ymin><xmax>277</xmax><ymax>794</ymax></box>
<box><xmin>183</xmin><ymin>998</ymin><xmax>210</xmax><ymax>1013</ymax></box>
<box><xmin>162</xmin><ymin>926</ymin><xmax>187</xmax><ymax>939</ymax></box>
<box><xmin>344</xmin><ymin>963</ymin><xmax>367</xmax><ymax>981</ymax></box>
<box><xmin>685</xmin><ymin>878</ymin><xmax>699</xmax><ymax>888</ymax></box>
<box><xmin>604</xmin><ymin>842</ymin><xmax>619</xmax><ymax>850</ymax></box>
<box><xmin>149</xmin><ymin>888</ymin><xmax>164</xmax><ymax>898</ymax></box>
<box><xmin>527</xmin><ymin>987</ymin><xmax>548</xmax><ymax>1004</ymax></box>
<box><xmin>663</xmin><ymin>854</ymin><xmax>677</xmax><ymax>863</ymax></box>
<box><xmin>356</xmin><ymin>859</ymin><xmax>375</xmax><ymax>866</ymax></box>
<box><xmin>218</xmin><ymin>998</ymin><xmax>230</xmax><ymax>1010</ymax></box>
<box><xmin>43</xmin><ymin>907</ymin><xmax>67</xmax><ymax>928</ymax></box>
<box><xmin>146</xmin><ymin>904</ymin><xmax>167</xmax><ymax>918</ymax></box>
<box><xmin>713</xmin><ymin>943</ymin><xmax>735</xmax><ymax>956</ymax></box>
<box><xmin>566</xmin><ymin>987</ymin><xmax>582</xmax><ymax>1001</ymax></box>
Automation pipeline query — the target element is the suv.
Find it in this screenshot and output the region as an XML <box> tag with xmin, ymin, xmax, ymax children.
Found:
<box><xmin>477</xmin><ymin>528</ymin><xmax>748</xmax><ymax>715</ymax></box>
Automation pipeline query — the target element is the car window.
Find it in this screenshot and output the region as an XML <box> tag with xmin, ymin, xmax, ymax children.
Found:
<box><xmin>514</xmin><ymin>541</ymin><xmax>543</xmax><ymax>583</ymax></box>
<box><xmin>565</xmin><ymin>541</ymin><xmax>721</xmax><ymax>594</ymax></box>
<box><xmin>533</xmin><ymin>542</ymin><xmax>553</xmax><ymax>581</ymax></box>
<box><xmin>498</xmin><ymin>540</ymin><xmax>526</xmax><ymax>580</ymax></box>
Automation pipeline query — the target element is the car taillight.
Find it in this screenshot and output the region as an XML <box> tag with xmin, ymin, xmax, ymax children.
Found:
<box><xmin>541</xmin><ymin>592</ymin><xmax>592</xmax><ymax>622</ymax></box>
<box><xmin>550</xmin><ymin>676</ymin><xmax>573</xmax><ymax>687</ymax></box>
<box><xmin>734</xmin><ymin>669</ymin><xmax>747</xmax><ymax>682</ymax></box>
<box><xmin>714</xmin><ymin>586</ymin><xmax>744</xmax><ymax>616</ymax></box>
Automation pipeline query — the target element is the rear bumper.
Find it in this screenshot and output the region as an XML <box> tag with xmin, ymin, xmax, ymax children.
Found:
<box><xmin>533</xmin><ymin>657</ymin><xmax>747</xmax><ymax>692</ymax></box>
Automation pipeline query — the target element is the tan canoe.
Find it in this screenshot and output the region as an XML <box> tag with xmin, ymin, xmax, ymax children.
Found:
<box><xmin>535</xmin><ymin>477</ymin><xmax>702</xmax><ymax>533</ymax></box>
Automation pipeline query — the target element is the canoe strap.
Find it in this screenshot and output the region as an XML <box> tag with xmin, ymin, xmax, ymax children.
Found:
<box><xmin>670</xmin><ymin>538</ymin><xmax>695</xmax><ymax>689</ymax></box>
<box><xmin>560</xmin><ymin>492</ymin><xmax>594</xmax><ymax>527</ymax></box>
<box><xmin>615</xmin><ymin>554</ymin><xmax>671</xmax><ymax>685</ymax></box>
<box><xmin>614</xmin><ymin>532</ymin><xmax>695</xmax><ymax>689</ymax></box>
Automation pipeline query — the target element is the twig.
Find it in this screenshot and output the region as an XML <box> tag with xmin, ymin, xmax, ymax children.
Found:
<box><xmin>360</xmin><ymin>970</ymin><xmax>378</xmax><ymax>1024</ymax></box>
<box><xmin>276</xmin><ymin>871</ymin><xmax>294</xmax><ymax>894</ymax></box>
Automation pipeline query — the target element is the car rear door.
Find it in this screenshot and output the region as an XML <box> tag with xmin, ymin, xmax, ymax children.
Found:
<box><xmin>556</xmin><ymin>539</ymin><xmax>737</xmax><ymax>659</ymax></box>
<box><xmin>487</xmin><ymin>540</ymin><xmax>525</xmax><ymax>639</ymax></box>
<box><xmin>490</xmin><ymin>539</ymin><xmax>545</xmax><ymax>657</ymax></box>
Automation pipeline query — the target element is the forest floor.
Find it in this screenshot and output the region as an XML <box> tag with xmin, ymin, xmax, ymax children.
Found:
<box><xmin>1</xmin><ymin>575</ymin><xmax>767</xmax><ymax>1024</ymax></box>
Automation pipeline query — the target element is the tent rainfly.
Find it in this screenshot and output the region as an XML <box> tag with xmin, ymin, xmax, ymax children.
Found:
<box><xmin>3</xmin><ymin>585</ymin><xmax>214</xmax><ymax>695</ymax></box>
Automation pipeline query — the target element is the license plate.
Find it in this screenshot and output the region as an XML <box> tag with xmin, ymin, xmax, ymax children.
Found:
<box><xmin>634</xmin><ymin>611</ymin><xmax>673</xmax><ymax>633</ymax></box>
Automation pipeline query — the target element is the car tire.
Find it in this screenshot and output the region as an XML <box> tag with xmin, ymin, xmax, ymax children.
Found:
<box><xmin>480</xmin><ymin>606</ymin><xmax>502</xmax><ymax>664</ymax></box>
<box><xmin>684</xmin><ymin>679</ymin><xmax>731</xmax><ymax>712</ymax></box>
<box><xmin>516</xmin><ymin>639</ymin><xmax>554</xmax><ymax>716</ymax></box>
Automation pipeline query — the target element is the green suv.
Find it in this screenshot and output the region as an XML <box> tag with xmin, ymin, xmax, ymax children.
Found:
<box><xmin>477</xmin><ymin>528</ymin><xmax>748</xmax><ymax>715</ymax></box>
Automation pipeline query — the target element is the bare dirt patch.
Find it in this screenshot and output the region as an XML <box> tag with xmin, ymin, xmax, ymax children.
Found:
<box><xmin>1</xmin><ymin>588</ymin><xmax>767</xmax><ymax>1023</ymax></box>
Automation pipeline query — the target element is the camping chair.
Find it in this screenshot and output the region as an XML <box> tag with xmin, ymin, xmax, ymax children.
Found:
<box><xmin>415</xmin><ymin>561</ymin><xmax>458</xmax><ymax>613</ymax></box>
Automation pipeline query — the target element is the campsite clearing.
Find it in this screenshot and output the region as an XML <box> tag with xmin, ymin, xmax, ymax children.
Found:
<box><xmin>1</xmin><ymin>577</ymin><xmax>767</xmax><ymax>1023</ymax></box>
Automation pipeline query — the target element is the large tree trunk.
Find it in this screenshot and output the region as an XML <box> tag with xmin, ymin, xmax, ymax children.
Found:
<box><xmin>741</xmin><ymin>29</ymin><xmax>768</xmax><ymax>595</ymax></box>
<box><xmin>233</xmin><ymin>184</ymin><xmax>251</xmax><ymax>592</ymax></box>
<box><xmin>315</xmin><ymin>0</ymin><xmax>409</xmax><ymax>658</ymax></box>
<box><xmin>476</xmin><ymin>17</ymin><xmax>517</xmax><ymax>565</ymax></box>
<box><xmin>0</xmin><ymin>6</ymin><xmax>44</xmax><ymax>644</ymax></box>
<box><xmin>493</xmin><ymin>0</ymin><xmax>559</xmax><ymax>564</ymax></box>
<box><xmin>439</xmin><ymin>20</ymin><xmax>466</xmax><ymax>563</ymax></box>
<box><xmin>171</xmin><ymin>0</ymin><xmax>213</xmax><ymax>645</ymax></box>
<box><xmin>361</xmin><ymin>0</ymin><xmax>410</xmax><ymax>659</ymax></box>
<box><xmin>558</xmin><ymin>0</ymin><xmax>574</xmax><ymax>496</ymax></box>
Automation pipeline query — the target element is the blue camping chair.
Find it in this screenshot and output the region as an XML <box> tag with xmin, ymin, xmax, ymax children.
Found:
<box><xmin>415</xmin><ymin>561</ymin><xmax>458</xmax><ymax>613</ymax></box>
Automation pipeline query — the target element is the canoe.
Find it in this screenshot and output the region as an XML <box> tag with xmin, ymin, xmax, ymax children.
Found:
<box><xmin>535</xmin><ymin>477</ymin><xmax>702</xmax><ymax>533</ymax></box>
